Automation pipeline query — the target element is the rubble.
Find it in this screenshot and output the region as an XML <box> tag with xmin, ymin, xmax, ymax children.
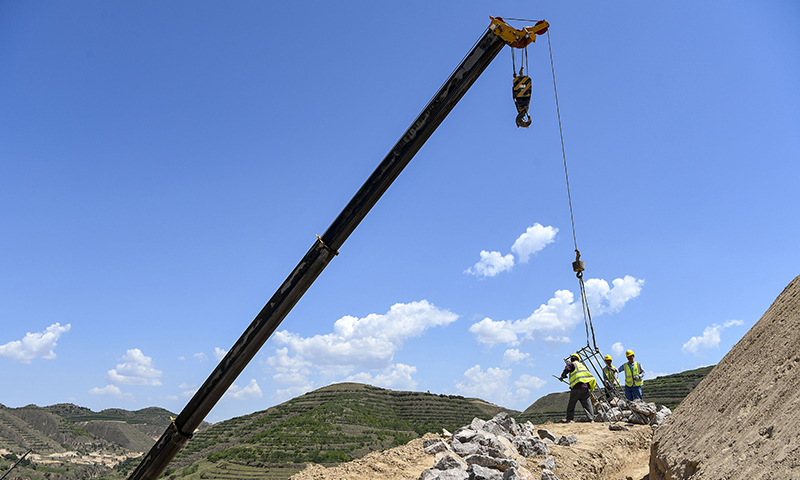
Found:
<box><xmin>592</xmin><ymin>396</ymin><xmax>672</xmax><ymax>427</ymax></box>
<box><xmin>417</xmin><ymin>412</ymin><xmax>573</xmax><ymax>480</ymax></box>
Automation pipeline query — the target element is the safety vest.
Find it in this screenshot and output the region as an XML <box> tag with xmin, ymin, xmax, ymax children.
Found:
<box><xmin>624</xmin><ymin>362</ymin><xmax>643</xmax><ymax>387</ymax></box>
<box><xmin>603</xmin><ymin>366</ymin><xmax>618</xmax><ymax>386</ymax></box>
<box><xmin>569</xmin><ymin>361</ymin><xmax>597</xmax><ymax>391</ymax></box>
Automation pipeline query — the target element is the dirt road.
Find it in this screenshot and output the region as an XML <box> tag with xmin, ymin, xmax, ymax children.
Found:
<box><xmin>290</xmin><ymin>422</ymin><xmax>653</xmax><ymax>480</ymax></box>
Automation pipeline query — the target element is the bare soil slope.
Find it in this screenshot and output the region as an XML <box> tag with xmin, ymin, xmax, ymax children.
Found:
<box><xmin>290</xmin><ymin>423</ymin><xmax>653</xmax><ymax>480</ymax></box>
<box><xmin>650</xmin><ymin>274</ymin><xmax>800</xmax><ymax>479</ymax></box>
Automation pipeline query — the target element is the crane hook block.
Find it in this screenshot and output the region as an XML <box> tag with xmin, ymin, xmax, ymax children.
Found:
<box><xmin>513</xmin><ymin>75</ymin><xmax>532</xmax><ymax>128</ymax></box>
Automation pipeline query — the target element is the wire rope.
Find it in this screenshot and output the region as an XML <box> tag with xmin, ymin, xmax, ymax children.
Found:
<box><xmin>546</xmin><ymin>30</ymin><xmax>598</xmax><ymax>351</ymax></box>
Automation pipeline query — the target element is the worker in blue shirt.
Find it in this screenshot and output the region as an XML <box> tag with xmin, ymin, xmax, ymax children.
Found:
<box><xmin>618</xmin><ymin>349</ymin><xmax>644</xmax><ymax>401</ymax></box>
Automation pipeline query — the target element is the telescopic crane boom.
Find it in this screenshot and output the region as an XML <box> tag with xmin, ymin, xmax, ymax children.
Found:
<box><xmin>127</xmin><ymin>16</ymin><xmax>548</xmax><ymax>480</ymax></box>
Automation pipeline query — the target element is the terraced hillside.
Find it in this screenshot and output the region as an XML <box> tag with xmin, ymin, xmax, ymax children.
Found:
<box><xmin>167</xmin><ymin>382</ymin><xmax>517</xmax><ymax>478</ymax></box>
<box><xmin>517</xmin><ymin>366</ymin><xmax>714</xmax><ymax>424</ymax></box>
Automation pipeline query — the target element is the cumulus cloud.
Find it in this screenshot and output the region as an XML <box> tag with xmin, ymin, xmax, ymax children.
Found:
<box><xmin>502</xmin><ymin>349</ymin><xmax>530</xmax><ymax>366</ymax></box>
<box><xmin>511</xmin><ymin>224</ymin><xmax>558</xmax><ymax>263</ymax></box>
<box><xmin>265</xmin><ymin>300</ymin><xmax>457</xmax><ymax>396</ymax></box>
<box><xmin>455</xmin><ymin>365</ymin><xmax>541</xmax><ymax>408</ymax></box>
<box><xmin>465</xmin><ymin>224</ymin><xmax>558</xmax><ymax>278</ymax></box>
<box><xmin>611</xmin><ymin>342</ymin><xmax>624</xmax><ymax>357</ymax></box>
<box><xmin>213</xmin><ymin>347</ymin><xmax>228</xmax><ymax>361</ymax></box>
<box><xmin>106</xmin><ymin>349</ymin><xmax>163</xmax><ymax>386</ymax></box>
<box><xmin>346</xmin><ymin>363</ymin><xmax>418</xmax><ymax>391</ymax></box>
<box><xmin>88</xmin><ymin>384</ymin><xmax>134</xmax><ymax>400</ymax></box>
<box><xmin>0</xmin><ymin>323</ymin><xmax>71</xmax><ymax>363</ymax></box>
<box><xmin>470</xmin><ymin>277</ymin><xmax>643</xmax><ymax>347</ymax></box>
<box><xmin>465</xmin><ymin>250</ymin><xmax>515</xmax><ymax>277</ymax></box>
<box><xmin>224</xmin><ymin>379</ymin><xmax>262</xmax><ymax>400</ymax></box>
<box><xmin>682</xmin><ymin>320</ymin><xmax>744</xmax><ymax>355</ymax></box>
<box><xmin>516</xmin><ymin>374</ymin><xmax>546</xmax><ymax>390</ymax></box>
<box><xmin>469</xmin><ymin>290</ymin><xmax>580</xmax><ymax>346</ymax></box>
<box><xmin>270</xmin><ymin>300</ymin><xmax>457</xmax><ymax>372</ymax></box>
<box><xmin>583</xmin><ymin>276</ymin><xmax>645</xmax><ymax>314</ymax></box>
<box><xmin>193</xmin><ymin>352</ymin><xmax>208</xmax><ymax>362</ymax></box>
<box><xmin>455</xmin><ymin>365</ymin><xmax>513</xmax><ymax>403</ymax></box>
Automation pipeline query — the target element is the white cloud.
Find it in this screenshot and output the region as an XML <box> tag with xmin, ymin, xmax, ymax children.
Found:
<box><xmin>543</xmin><ymin>335</ymin><xmax>570</xmax><ymax>343</ymax></box>
<box><xmin>345</xmin><ymin>363</ymin><xmax>418</xmax><ymax>391</ymax></box>
<box><xmin>511</xmin><ymin>224</ymin><xmax>558</xmax><ymax>263</ymax></box>
<box><xmin>470</xmin><ymin>318</ymin><xmax>520</xmax><ymax>346</ymax></box>
<box><xmin>88</xmin><ymin>384</ymin><xmax>134</xmax><ymax>400</ymax></box>
<box><xmin>269</xmin><ymin>300</ymin><xmax>457</xmax><ymax>373</ymax></box>
<box><xmin>515</xmin><ymin>374</ymin><xmax>546</xmax><ymax>391</ymax></box>
<box><xmin>106</xmin><ymin>349</ymin><xmax>163</xmax><ymax>386</ymax></box>
<box><xmin>469</xmin><ymin>290</ymin><xmax>580</xmax><ymax>346</ymax></box>
<box><xmin>89</xmin><ymin>384</ymin><xmax>122</xmax><ymax>396</ymax></box>
<box><xmin>224</xmin><ymin>379</ymin><xmax>262</xmax><ymax>401</ymax></box>
<box><xmin>583</xmin><ymin>276</ymin><xmax>645</xmax><ymax>314</ymax></box>
<box><xmin>682</xmin><ymin>320</ymin><xmax>743</xmax><ymax>355</ymax></box>
<box><xmin>465</xmin><ymin>224</ymin><xmax>558</xmax><ymax>278</ymax></box>
<box><xmin>455</xmin><ymin>365</ymin><xmax>537</xmax><ymax>408</ymax></box>
<box><xmin>0</xmin><ymin>323</ymin><xmax>71</xmax><ymax>363</ymax></box>
<box><xmin>502</xmin><ymin>349</ymin><xmax>530</xmax><ymax>366</ymax></box>
<box><xmin>193</xmin><ymin>352</ymin><xmax>208</xmax><ymax>362</ymax></box>
<box><xmin>465</xmin><ymin>250</ymin><xmax>515</xmax><ymax>278</ymax></box>
<box><xmin>181</xmin><ymin>389</ymin><xmax>197</xmax><ymax>398</ymax></box>
<box><xmin>611</xmin><ymin>342</ymin><xmax>624</xmax><ymax>358</ymax></box>
<box><xmin>213</xmin><ymin>347</ymin><xmax>228</xmax><ymax>361</ymax></box>
<box><xmin>469</xmin><ymin>277</ymin><xmax>643</xmax><ymax>347</ymax></box>
<box><xmin>455</xmin><ymin>365</ymin><xmax>513</xmax><ymax>404</ymax></box>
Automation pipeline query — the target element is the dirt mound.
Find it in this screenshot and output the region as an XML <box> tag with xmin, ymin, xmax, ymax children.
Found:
<box><xmin>290</xmin><ymin>423</ymin><xmax>653</xmax><ymax>480</ymax></box>
<box><xmin>650</xmin><ymin>274</ymin><xmax>800</xmax><ymax>479</ymax></box>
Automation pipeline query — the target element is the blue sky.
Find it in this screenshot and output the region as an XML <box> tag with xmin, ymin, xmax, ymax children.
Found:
<box><xmin>1</xmin><ymin>1</ymin><xmax>798</xmax><ymax>424</ymax></box>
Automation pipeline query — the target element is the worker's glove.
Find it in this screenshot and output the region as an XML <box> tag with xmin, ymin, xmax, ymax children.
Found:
<box><xmin>633</xmin><ymin>375</ymin><xmax>642</xmax><ymax>382</ymax></box>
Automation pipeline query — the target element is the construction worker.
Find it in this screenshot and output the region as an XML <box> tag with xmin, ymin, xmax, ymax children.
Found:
<box><xmin>558</xmin><ymin>353</ymin><xmax>596</xmax><ymax>422</ymax></box>
<box><xmin>602</xmin><ymin>354</ymin><xmax>619</xmax><ymax>389</ymax></box>
<box><xmin>618</xmin><ymin>349</ymin><xmax>645</xmax><ymax>401</ymax></box>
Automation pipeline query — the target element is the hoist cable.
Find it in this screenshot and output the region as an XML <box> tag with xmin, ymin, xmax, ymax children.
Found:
<box><xmin>547</xmin><ymin>29</ymin><xmax>599</xmax><ymax>351</ymax></box>
<box><xmin>547</xmin><ymin>30</ymin><xmax>578</xmax><ymax>253</ymax></box>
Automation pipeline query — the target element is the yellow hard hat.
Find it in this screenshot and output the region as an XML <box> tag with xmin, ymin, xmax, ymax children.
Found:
<box><xmin>604</xmin><ymin>355</ymin><xmax>612</xmax><ymax>361</ymax></box>
<box><xmin>570</xmin><ymin>353</ymin><xmax>580</xmax><ymax>360</ymax></box>
<box><xmin>626</xmin><ymin>349</ymin><xmax>635</xmax><ymax>357</ymax></box>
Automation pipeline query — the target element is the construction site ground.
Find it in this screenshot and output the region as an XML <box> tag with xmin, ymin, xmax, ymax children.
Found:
<box><xmin>290</xmin><ymin>421</ymin><xmax>653</xmax><ymax>480</ymax></box>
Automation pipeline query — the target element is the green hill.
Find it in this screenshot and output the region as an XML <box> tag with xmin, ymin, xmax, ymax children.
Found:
<box><xmin>161</xmin><ymin>382</ymin><xmax>518</xmax><ymax>479</ymax></box>
<box><xmin>517</xmin><ymin>365</ymin><xmax>715</xmax><ymax>424</ymax></box>
<box><xmin>1</xmin><ymin>368</ymin><xmax>714</xmax><ymax>480</ymax></box>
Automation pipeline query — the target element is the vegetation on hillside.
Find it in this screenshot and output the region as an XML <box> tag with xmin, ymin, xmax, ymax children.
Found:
<box><xmin>171</xmin><ymin>382</ymin><xmax>516</xmax><ymax>472</ymax></box>
<box><xmin>518</xmin><ymin>365</ymin><xmax>715</xmax><ymax>424</ymax></box>
<box><xmin>0</xmin><ymin>368</ymin><xmax>713</xmax><ymax>480</ymax></box>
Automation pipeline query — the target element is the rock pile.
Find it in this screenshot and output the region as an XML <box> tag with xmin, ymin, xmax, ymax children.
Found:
<box><xmin>417</xmin><ymin>412</ymin><xmax>572</xmax><ymax>480</ymax></box>
<box><xmin>593</xmin><ymin>397</ymin><xmax>672</xmax><ymax>427</ymax></box>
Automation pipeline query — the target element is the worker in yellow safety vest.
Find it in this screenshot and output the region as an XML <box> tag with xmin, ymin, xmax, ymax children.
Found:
<box><xmin>602</xmin><ymin>354</ymin><xmax>620</xmax><ymax>389</ymax></box>
<box><xmin>558</xmin><ymin>353</ymin><xmax>596</xmax><ymax>422</ymax></box>
<box><xmin>618</xmin><ymin>349</ymin><xmax>645</xmax><ymax>401</ymax></box>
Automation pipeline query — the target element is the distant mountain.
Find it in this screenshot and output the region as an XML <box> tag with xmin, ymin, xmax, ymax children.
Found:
<box><xmin>0</xmin><ymin>369</ymin><xmax>712</xmax><ymax>480</ymax></box>
<box><xmin>0</xmin><ymin>403</ymin><xmax>196</xmax><ymax>480</ymax></box>
<box><xmin>517</xmin><ymin>365</ymin><xmax>715</xmax><ymax>424</ymax></box>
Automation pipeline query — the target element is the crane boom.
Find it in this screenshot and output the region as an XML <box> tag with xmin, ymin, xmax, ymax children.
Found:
<box><xmin>127</xmin><ymin>17</ymin><xmax>546</xmax><ymax>480</ymax></box>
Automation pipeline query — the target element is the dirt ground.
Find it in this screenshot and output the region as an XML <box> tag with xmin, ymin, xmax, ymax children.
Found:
<box><xmin>649</xmin><ymin>275</ymin><xmax>800</xmax><ymax>480</ymax></box>
<box><xmin>290</xmin><ymin>422</ymin><xmax>653</xmax><ymax>480</ymax></box>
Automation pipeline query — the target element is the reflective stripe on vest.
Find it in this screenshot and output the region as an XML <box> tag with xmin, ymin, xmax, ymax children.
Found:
<box><xmin>569</xmin><ymin>361</ymin><xmax>596</xmax><ymax>390</ymax></box>
<box><xmin>603</xmin><ymin>366</ymin><xmax>617</xmax><ymax>386</ymax></box>
<box><xmin>624</xmin><ymin>362</ymin><xmax>642</xmax><ymax>387</ymax></box>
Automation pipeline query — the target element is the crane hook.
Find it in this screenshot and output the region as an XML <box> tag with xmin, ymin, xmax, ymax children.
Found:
<box><xmin>516</xmin><ymin>111</ymin><xmax>532</xmax><ymax>128</ymax></box>
<box><xmin>512</xmin><ymin>73</ymin><xmax>532</xmax><ymax>128</ymax></box>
